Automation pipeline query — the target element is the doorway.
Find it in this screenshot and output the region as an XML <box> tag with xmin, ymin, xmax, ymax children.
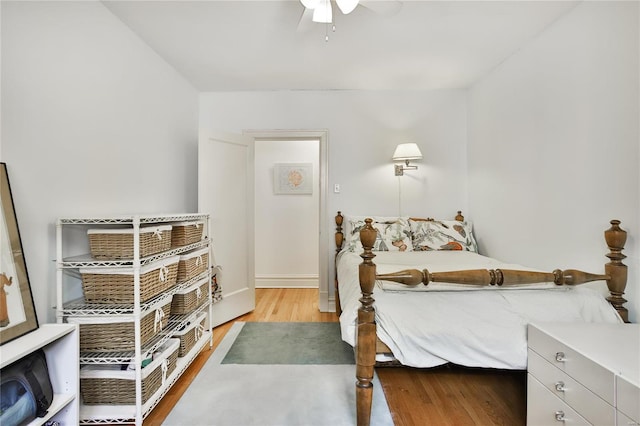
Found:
<box><xmin>245</xmin><ymin>130</ymin><xmax>330</xmax><ymax>312</ymax></box>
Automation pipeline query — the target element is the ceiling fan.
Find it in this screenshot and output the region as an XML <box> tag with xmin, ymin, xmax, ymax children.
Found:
<box><xmin>298</xmin><ymin>0</ymin><xmax>402</xmax><ymax>39</ymax></box>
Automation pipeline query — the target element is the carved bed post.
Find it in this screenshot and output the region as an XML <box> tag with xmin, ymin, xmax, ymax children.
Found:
<box><xmin>335</xmin><ymin>212</ymin><xmax>344</xmax><ymax>316</ymax></box>
<box><xmin>356</xmin><ymin>219</ymin><xmax>377</xmax><ymax>426</ymax></box>
<box><xmin>604</xmin><ymin>220</ymin><xmax>628</xmax><ymax>322</ymax></box>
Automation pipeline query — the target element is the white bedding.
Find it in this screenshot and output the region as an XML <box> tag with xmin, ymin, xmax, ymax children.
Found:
<box><xmin>337</xmin><ymin>250</ymin><xmax>622</xmax><ymax>369</ymax></box>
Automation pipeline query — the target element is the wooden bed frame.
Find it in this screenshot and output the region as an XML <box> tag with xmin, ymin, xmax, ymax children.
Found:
<box><xmin>334</xmin><ymin>211</ymin><xmax>628</xmax><ymax>426</ymax></box>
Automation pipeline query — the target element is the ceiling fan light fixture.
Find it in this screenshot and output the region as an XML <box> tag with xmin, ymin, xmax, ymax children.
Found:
<box><xmin>312</xmin><ymin>0</ymin><xmax>333</xmax><ymax>23</ymax></box>
<box><xmin>336</xmin><ymin>0</ymin><xmax>359</xmax><ymax>15</ymax></box>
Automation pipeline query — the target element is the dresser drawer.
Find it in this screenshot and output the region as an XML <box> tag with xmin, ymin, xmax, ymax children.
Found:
<box><xmin>527</xmin><ymin>374</ymin><xmax>590</xmax><ymax>426</ymax></box>
<box><xmin>528</xmin><ymin>349</ymin><xmax>615</xmax><ymax>425</ymax></box>
<box><xmin>528</xmin><ymin>325</ymin><xmax>615</xmax><ymax>405</ymax></box>
<box><xmin>617</xmin><ymin>375</ymin><xmax>640</xmax><ymax>424</ymax></box>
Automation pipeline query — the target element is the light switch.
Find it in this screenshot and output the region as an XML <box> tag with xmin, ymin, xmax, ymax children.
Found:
<box><xmin>334</xmin><ymin>184</ymin><xmax>340</xmax><ymax>193</ymax></box>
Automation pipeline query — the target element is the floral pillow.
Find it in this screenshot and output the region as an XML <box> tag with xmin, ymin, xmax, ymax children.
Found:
<box><xmin>409</xmin><ymin>219</ymin><xmax>478</xmax><ymax>252</ymax></box>
<box><xmin>347</xmin><ymin>217</ymin><xmax>413</xmax><ymax>252</ymax></box>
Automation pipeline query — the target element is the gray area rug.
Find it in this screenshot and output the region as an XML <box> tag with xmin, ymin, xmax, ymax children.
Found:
<box><xmin>164</xmin><ymin>322</ymin><xmax>394</xmax><ymax>426</ymax></box>
<box><xmin>221</xmin><ymin>322</ymin><xmax>355</xmax><ymax>365</ymax></box>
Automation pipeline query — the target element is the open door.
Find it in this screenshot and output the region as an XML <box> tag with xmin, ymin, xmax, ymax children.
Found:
<box><xmin>199</xmin><ymin>132</ymin><xmax>255</xmax><ymax>328</ymax></box>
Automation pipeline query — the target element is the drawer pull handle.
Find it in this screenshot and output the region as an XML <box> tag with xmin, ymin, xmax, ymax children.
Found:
<box><xmin>555</xmin><ymin>411</ymin><xmax>565</xmax><ymax>422</ymax></box>
<box><xmin>555</xmin><ymin>352</ymin><xmax>566</xmax><ymax>362</ymax></box>
<box><xmin>555</xmin><ymin>381</ymin><xmax>565</xmax><ymax>392</ymax></box>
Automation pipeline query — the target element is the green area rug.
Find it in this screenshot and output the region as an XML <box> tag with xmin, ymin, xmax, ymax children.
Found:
<box><xmin>222</xmin><ymin>322</ymin><xmax>355</xmax><ymax>365</ymax></box>
<box><xmin>164</xmin><ymin>322</ymin><xmax>393</xmax><ymax>426</ymax></box>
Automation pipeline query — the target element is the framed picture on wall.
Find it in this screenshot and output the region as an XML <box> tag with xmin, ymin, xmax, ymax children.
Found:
<box><xmin>273</xmin><ymin>163</ymin><xmax>313</xmax><ymax>195</ymax></box>
<box><xmin>0</xmin><ymin>162</ymin><xmax>38</xmax><ymax>345</ymax></box>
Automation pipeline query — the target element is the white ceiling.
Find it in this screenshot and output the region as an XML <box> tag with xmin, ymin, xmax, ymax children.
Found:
<box><xmin>102</xmin><ymin>0</ymin><xmax>579</xmax><ymax>91</ymax></box>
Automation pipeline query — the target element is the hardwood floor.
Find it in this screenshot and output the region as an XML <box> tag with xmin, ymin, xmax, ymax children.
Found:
<box><xmin>144</xmin><ymin>288</ymin><xmax>526</xmax><ymax>425</ymax></box>
<box><xmin>376</xmin><ymin>366</ymin><xmax>526</xmax><ymax>426</ymax></box>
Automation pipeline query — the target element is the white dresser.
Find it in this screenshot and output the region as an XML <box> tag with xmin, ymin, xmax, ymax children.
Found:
<box><xmin>527</xmin><ymin>322</ymin><xmax>639</xmax><ymax>426</ymax></box>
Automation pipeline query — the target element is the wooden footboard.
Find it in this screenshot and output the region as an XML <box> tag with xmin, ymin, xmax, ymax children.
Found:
<box><xmin>348</xmin><ymin>215</ymin><xmax>628</xmax><ymax>426</ymax></box>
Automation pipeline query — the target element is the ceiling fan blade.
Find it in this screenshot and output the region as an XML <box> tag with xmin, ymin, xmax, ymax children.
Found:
<box><xmin>359</xmin><ymin>0</ymin><xmax>402</xmax><ymax>17</ymax></box>
<box><xmin>312</xmin><ymin>0</ymin><xmax>333</xmax><ymax>23</ymax></box>
<box><xmin>300</xmin><ymin>0</ymin><xmax>321</xmax><ymax>9</ymax></box>
<box><xmin>297</xmin><ymin>7</ymin><xmax>315</xmax><ymax>32</ymax></box>
<box><xmin>336</xmin><ymin>0</ymin><xmax>359</xmax><ymax>15</ymax></box>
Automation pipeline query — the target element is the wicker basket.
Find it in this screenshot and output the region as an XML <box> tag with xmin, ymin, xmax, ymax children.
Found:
<box><xmin>88</xmin><ymin>225</ymin><xmax>172</xmax><ymax>259</ymax></box>
<box><xmin>170</xmin><ymin>277</ymin><xmax>209</xmax><ymax>315</ymax></box>
<box><xmin>70</xmin><ymin>300</ymin><xmax>172</xmax><ymax>353</ymax></box>
<box><xmin>170</xmin><ymin>221</ymin><xmax>204</xmax><ymax>247</ymax></box>
<box><xmin>176</xmin><ymin>247</ymin><xmax>209</xmax><ymax>283</ymax></box>
<box><xmin>172</xmin><ymin>313</ymin><xmax>207</xmax><ymax>357</ymax></box>
<box><xmin>80</xmin><ymin>256</ymin><xmax>180</xmax><ymax>304</ymax></box>
<box><xmin>80</xmin><ymin>338</ymin><xmax>180</xmax><ymax>405</ymax></box>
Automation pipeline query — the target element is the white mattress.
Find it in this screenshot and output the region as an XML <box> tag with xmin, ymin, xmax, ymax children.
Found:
<box><xmin>337</xmin><ymin>250</ymin><xmax>622</xmax><ymax>369</ymax></box>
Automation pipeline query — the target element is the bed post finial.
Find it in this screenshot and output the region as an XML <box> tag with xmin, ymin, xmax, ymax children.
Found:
<box><xmin>604</xmin><ymin>219</ymin><xmax>628</xmax><ymax>322</ymax></box>
<box><xmin>335</xmin><ymin>212</ymin><xmax>345</xmax><ymax>316</ymax></box>
<box><xmin>356</xmin><ymin>218</ymin><xmax>377</xmax><ymax>426</ymax></box>
<box><xmin>335</xmin><ymin>211</ymin><xmax>344</xmax><ymax>254</ymax></box>
<box><xmin>455</xmin><ymin>211</ymin><xmax>464</xmax><ymax>221</ymax></box>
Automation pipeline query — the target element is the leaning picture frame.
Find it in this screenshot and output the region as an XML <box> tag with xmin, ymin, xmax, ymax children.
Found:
<box><xmin>0</xmin><ymin>162</ymin><xmax>38</xmax><ymax>345</ymax></box>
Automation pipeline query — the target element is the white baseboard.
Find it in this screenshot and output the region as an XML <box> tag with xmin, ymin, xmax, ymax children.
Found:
<box><xmin>255</xmin><ymin>274</ymin><xmax>319</xmax><ymax>288</ymax></box>
<box><xmin>326</xmin><ymin>297</ymin><xmax>336</xmax><ymax>313</ymax></box>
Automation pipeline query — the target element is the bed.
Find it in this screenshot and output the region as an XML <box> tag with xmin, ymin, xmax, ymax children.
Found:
<box><xmin>333</xmin><ymin>211</ymin><xmax>628</xmax><ymax>426</ymax></box>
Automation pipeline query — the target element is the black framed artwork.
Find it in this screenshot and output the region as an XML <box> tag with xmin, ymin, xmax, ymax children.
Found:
<box><xmin>0</xmin><ymin>162</ymin><xmax>38</xmax><ymax>345</ymax></box>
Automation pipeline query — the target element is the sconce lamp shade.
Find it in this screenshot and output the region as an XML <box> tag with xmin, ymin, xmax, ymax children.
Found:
<box><xmin>392</xmin><ymin>143</ymin><xmax>423</xmax><ymax>162</ymax></box>
<box><xmin>392</xmin><ymin>143</ymin><xmax>422</xmax><ymax>176</ymax></box>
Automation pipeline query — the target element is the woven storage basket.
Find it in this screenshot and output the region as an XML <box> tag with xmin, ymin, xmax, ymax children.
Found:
<box><xmin>88</xmin><ymin>225</ymin><xmax>172</xmax><ymax>259</ymax></box>
<box><xmin>170</xmin><ymin>221</ymin><xmax>204</xmax><ymax>247</ymax></box>
<box><xmin>170</xmin><ymin>277</ymin><xmax>209</xmax><ymax>315</ymax></box>
<box><xmin>172</xmin><ymin>313</ymin><xmax>207</xmax><ymax>357</ymax></box>
<box><xmin>80</xmin><ymin>338</ymin><xmax>180</xmax><ymax>405</ymax></box>
<box><xmin>176</xmin><ymin>247</ymin><xmax>209</xmax><ymax>283</ymax></box>
<box><xmin>70</xmin><ymin>300</ymin><xmax>171</xmax><ymax>353</ymax></box>
<box><xmin>80</xmin><ymin>256</ymin><xmax>180</xmax><ymax>304</ymax></box>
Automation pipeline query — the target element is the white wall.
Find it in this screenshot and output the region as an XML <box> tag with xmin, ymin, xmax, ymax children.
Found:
<box><xmin>200</xmin><ymin>90</ymin><xmax>469</xmax><ymax>303</ymax></box>
<box><xmin>1</xmin><ymin>1</ymin><xmax>199</xmax><ymax>323</ymax></box>
<box><xmin>255</xmin><ymin>139</ymin><xmax>319</xmax><ymax>288</ymax></box>
<box><xmin>468</xmin><ymin>1</ymin><xmax>639</xmax><ymax>321</ymax></box>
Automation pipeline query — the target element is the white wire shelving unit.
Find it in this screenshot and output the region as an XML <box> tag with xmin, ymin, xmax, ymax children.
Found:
<box><xmin>56</xmin><ymin>213</ymin><xmax>214</xmax><ymax>426</ymax></box>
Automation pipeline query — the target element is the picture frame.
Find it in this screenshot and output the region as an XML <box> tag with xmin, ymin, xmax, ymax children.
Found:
<box><xmin>273</xmin><ymin>163</ymin><xmax>313</xmax><ymax>195</ymax></box>
<box><xmin>1</xmin><ymin>162</ymin><xmax>38</xmax><ymax>345</ymax></box>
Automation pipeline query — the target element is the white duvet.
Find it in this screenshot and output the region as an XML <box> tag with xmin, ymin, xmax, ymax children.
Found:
<box><xmin>337</xmin><ymin>250</ymin><xmax>622</xmax><ymax>369</ymax></box>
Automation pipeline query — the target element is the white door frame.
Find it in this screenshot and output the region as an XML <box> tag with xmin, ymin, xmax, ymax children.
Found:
<box><xmin>243</xmin><ymin>129</ymin><xmax>331</xmax><ymax>312</ymax></box>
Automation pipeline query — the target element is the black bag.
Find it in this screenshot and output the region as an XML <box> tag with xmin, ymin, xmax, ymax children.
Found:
<box><xmin>0</xmin><ymin>349</ymin><xmax>54</xmax><ymax>426</ymax></box>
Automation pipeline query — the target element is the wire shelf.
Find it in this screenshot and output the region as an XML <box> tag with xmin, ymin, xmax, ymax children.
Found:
<box><xmin>60</xmin><ymin>272</ymin><xmax>208</xmax><ymax>316</ymax></box>
<box><xmin>58</xmin><ymin>213</ymin><xmax>213</xmax><ymax>426</ymax></box>
<box><xmin>61</xmin><ymin>239</ymin><xmax>209</xmax><ymax>268</ymax></box>
<box><xmin>77</xmin><ymin>302</ymin><xmax>209</xmax><ymax>364</ymax></box>
<box><xmin>59</xmin><ymin>213</ymin><xmax>209</xmax><ymax>225</ymax></box>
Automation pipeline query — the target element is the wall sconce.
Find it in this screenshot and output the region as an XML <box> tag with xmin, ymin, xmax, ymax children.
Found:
<box><xmin>392</xmin><ymin>143</ymin><xmax>423</xmax><ymax>176</ymax></box>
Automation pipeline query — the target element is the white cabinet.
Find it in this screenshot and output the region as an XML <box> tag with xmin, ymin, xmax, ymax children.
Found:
<box><xmin>56</xmin><ymin>214</ymin><xmax>213</xmax><ymax>426</ymax></box>
<box><xmin>527</xmin><ymin>322</ymin><xmax>640</xmax><ymax>426</ymax></box>
<box><xmin>0</xmin><ymin>323</ymin><xmax>79</xmax><ymax>425</ymax></box>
